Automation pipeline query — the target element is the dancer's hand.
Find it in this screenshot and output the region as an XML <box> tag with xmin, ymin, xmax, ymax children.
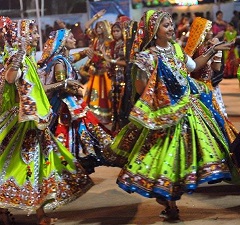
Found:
<box><xmin>66</xmin><ymin>79</ymin><xmax>83</xmax><ymax>89</ymax></box>
<box><xmin>212</xmin><ymin>40</ymin><xmax>234</xmax><ymax>51</ymax></box>
<box><xmin>209</xmin><ymin>37</ymin><xmax>220</xmax><ymax>45</ymax></box>
<box><xmin>85</xmin><ymin>48</ymin><xmax>94</xmax><ymax>59</ymax></box>
<box><xmin>66</xmin><ymin>86</ymin><xmax>83</xmax><ymax>96</ymax></box>
<box><xmin>214</xmin><ymin>30</ymin><xmax>224</xmax><ymax>40</ymax></box>
<box><xmin>65</xmin><ymin>79</ymin><xmax>83</xmax><ymax>96</ymax></box>
<box><xmin>94</xmin><ymin>9</ymin><xmax>106</xmax><ymax>19</ymax></box>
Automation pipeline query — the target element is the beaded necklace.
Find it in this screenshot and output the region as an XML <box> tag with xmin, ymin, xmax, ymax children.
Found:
<box><xmin>154</xmin><ymin>43</ymin><xmax>187</xmax><ymax>86</ymax></box>
<box><xmin>155</xmin><ymin>43</ymin><xmax>171</xmax><ymax>53</ymax></box>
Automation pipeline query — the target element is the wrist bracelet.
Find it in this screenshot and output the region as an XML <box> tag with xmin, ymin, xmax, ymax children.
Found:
<box><xmin>111</xmin><ymin>59</ymin><xmax>117</xmax><ymax>64</ymax></box>
<box><xmin>18</xmin><ymin>50</ymin><xmax>26</xmax><ymax>55</ymax></box>
<box><xmin>94</xmin><ymin>14</ymin><xmax>100</xmax><ymax>19</ymax></box>
<box><xmin>11</xmin><ymin>58</ymin><xmax>23</xmax><ymax>71</ymax></box>
<box><xmin>203</xmin><ymin>46</ymin><xmax>217</xmax><ymax>59</ymax></box>
<box><xmin>11</xmin><ymin>65</ymin><xmax>20</xmax><ymax>71</ymax></box>
<box><xmin>214</xmin><ymin>50</ymin><xmax>222</xmax><ymax>58</ymax></box>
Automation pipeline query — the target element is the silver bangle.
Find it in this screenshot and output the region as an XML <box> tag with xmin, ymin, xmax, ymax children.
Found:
<box><xmin>111</xmin><ymin>59</ymin><xmax>117</xmax><ymax>64</ymax></box>
<box><xmin>203</xmin><ymin>47</ymin><xmax>217</xmax><ymax>58</ymax></box>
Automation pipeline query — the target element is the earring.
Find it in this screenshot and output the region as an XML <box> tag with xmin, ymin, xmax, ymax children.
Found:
<box><xmin>154</xmin><ymin>35</ymin><xmax>157</xmax><ymax>39</ymax></box>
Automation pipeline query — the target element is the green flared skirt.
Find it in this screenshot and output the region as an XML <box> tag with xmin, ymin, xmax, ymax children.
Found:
<box><xmin>103</xmin><ymin>98</ymin><xmax>238</xmax><ymax>200</ymax></box>
<box><xmin>0</xmin><ymin>106</ymin><xmax>94</xmax><ymax>213</ymax></box>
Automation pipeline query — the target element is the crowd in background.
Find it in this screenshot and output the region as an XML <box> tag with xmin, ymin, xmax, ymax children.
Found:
<box><xmin>31</xmin><ymin>9</ymin><xmax>240</xmax><ymax>87</ymax></box>
<box><xmin>42</xmin><ymin>19</ymin><xmax>90</xmax><ymax>48</ymax></box>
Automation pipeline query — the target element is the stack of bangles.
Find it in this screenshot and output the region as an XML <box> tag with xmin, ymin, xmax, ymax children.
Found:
<box><xmin>11</xmin><ymin>50</ymin><xmax>25</xmax><ymax>71</ymax></box>
<box><xmin>213</xmin><ymin>50</ymin><xmax>222</xmax><ymax>63</ymax></box>
<box><xmin>202</xmin><ymin>46</ymin><xmax>217</xmax><ymax>58</ymax></box>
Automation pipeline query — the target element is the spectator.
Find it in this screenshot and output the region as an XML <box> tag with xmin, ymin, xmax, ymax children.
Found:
<box><xmin>223</xmin><ymin>22</ymin><xmax>239</xmax><ymax>78</ymax></box>
<box><xmin>230</xmin><ymin>10</ymin><xmax>240</xmax><ymax>33</ymax></box>
<box><xmin>176</xmin><ymin>15</ymin><xmax>190</xmax><ymax>47</ymax></box>
<box><xmin>212</xmin><ymin>10</ymin><xmax>227</xmax><ymax>40</ymax></box>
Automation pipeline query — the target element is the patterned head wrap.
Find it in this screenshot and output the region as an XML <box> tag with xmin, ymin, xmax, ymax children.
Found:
<box><xmin>2</xmin><ymin>19</ymin><xmax>36</xmax><ymax>62</ymax></box>
<box><xmin>184</xmin><ymin>17</ymin><xmax>212</xmax><ymax>57</ymax></box>
<box><xmin>0</xmin><ymin>16</ymin><xmax>12</xmax><ymax>31</ymax></box>
<box><xmin>0</xmin><ymin>16</ymin><xmax>12</xmax><ymax>62</ymax></box>
<box><xmin>117</xmin><ymin>15</ymin><xmax>131</xmax><ymax>23</ymax></box>
<box><xmin>130</xmin><ymin>10</ymin><xmax>171</xmax><ymax>60</ymax></box>
<box><xmin>38</xmin><ymin>28</ymin><xmax>71</xmax><ymax>65</ymax></box>
<box><xmin>6</xmin><ymin>19</ymin><xmax>36</xmax><ymax>47</ymax></box>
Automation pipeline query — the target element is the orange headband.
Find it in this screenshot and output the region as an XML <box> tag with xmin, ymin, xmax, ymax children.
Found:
<box><xmin>185</xmin><ymin>17</ymin><xmax>212</xmax><ymax>57</ymax></box>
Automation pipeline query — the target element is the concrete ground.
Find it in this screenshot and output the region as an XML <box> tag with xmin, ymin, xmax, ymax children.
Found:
<box><xmin>8</xmin><ymin>78</ymin><xmax>240</xmax><ymax>225</ymax></box>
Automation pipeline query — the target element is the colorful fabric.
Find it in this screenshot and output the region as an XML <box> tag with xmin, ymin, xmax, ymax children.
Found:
<box><xmin>223</xmin><ymin>29</ymin><xmax>239</xmax><ymax>78</ymax></box>
<box><xmin>84</xmin><ymin>67</ymin><xmax>112</xmax><ymax>124</ymax></box>
<box><xmin>185</xmin><ymin>17</ymin><xmax>212</xmax><ymax>57</ymax></box>
<box><xmin>0</xmin><ymin>54</ymin><xmax>93</xmax><ymax>212</ymax></box>
<box><xmin>130</xmin><ymin>10</ymin><xmax>171</xmax><ymax>60</ymax></box>
<box><xmin>84</xmin><ymin>21</ymin><xmax>113</xmax><ymax>124</ymax></box>
<box><xmin>108</xmin><ymin>23</ymin><xmax>126</xmax><ymax>133</ymax></box>
<box><xmin>103</xmin><ymin>10</ymin><xmax>240</xmax><ymax>201</ymax></box>
<box><xmin>104</xmin><ymin>45</ymin><xmax>239</xmax><ymax>200</ymax></box>
<box><xmin>38</xmin><ymin>29</ymin><xmax>71</xmax><ymax>66</ymax></box>
<box><xmin>0</xmin><ymin>20</ymin><xmax>94</xmax><ymax>213</ymax></box>
<box><xmin>39</xmin><ymin>28</ymin><xmax>112</xmax><ymax>174</ymax></box>
<box><xmin>189</xmin><ymin>28</ymin><xmax>239</xmax><ymax>145</ymax></box>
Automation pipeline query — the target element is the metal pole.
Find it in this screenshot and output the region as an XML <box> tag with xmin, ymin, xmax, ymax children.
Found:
<box><xmin>41</xmin><ymin>0</ymin><xmax>44</xmax><ymax>16</ymax></box>
<box><xmin>19</xmin><ymin>0</ymin><xmax>24</xmax><ymax>18</ymax></box>
<box><xmin>35</xmin><ymin>0</ymin><xmax>43</xmax><ymax>50</ymax></box>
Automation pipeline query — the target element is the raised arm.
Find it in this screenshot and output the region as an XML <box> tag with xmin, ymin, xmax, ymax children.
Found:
<box><xmin>85</xmin><ymin>9</ymin><xmax>106</xmax><ymax>30</ymax></box>
<box><xmin>193</xmin><ymin>41</ymin><xmax>233</xmax><ymax>72</ymax></box>
<box><xmin>5</xmin><ymin>37</ymin><xmax>29</xmax><ymax>83</ymax></box>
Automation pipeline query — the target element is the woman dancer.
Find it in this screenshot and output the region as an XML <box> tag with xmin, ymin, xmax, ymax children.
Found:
<box><xmin>103</xmin><ymin>10</ymin><xmax>239</xmax><ymax>221</ymax></box>
<box><xmin>38</xmin><ymin>28</ymin><xmax>112</xmax><ymax>174</ymax></box>
<box><xmin>0</xmin><ymin>19</ymin><xmax>93</xmax><ymax>225</ymax></box>
<box><xmin>185</xmin><ymin>17</ymin><xmax>239</xmax><ymax>144</ymax></box>
<box><xmin>83</xmin><ymin>9</ymin><xmax>113</xmax><ymax>124</ymax></box>
<box><xmin>101</xmin><ymin>21</ymin><xmax>127</xmax><ymax>134</ymax></box>
<box><xmin>0</xmin><ymin>15</ymin><xmax>16</xmax><ymax>225</ymax></box>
